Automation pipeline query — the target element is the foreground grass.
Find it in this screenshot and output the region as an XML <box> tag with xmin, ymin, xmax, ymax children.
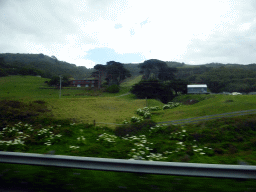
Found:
<box><xmin>1</xmin><ymin>163</ymin><xmax>255</xmax><ymax>192</ymax></box>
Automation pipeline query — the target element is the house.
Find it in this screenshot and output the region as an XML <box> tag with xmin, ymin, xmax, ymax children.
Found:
<box><xmin>187</xmin><ymin>84</ymin><xmax>208</xmax><ymax>94</ymax></box>
<box><xmin>69</xmin><ymin>79</ymin><xmax>99</xmax><ymax>88</ymax></box>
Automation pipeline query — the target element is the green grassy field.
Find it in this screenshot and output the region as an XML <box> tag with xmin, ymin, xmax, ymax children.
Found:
<box><xmin>1</xmin><ymin>75</ymin><xmax>256</xmax><ymax>191</ymax></box>
<box><xmin>1</xmin><ymin>75</ymin><xmax>256</xmax><ymax>125</ymax></box>
<box><xmin>0</xmin><ymin>76</ymin><xmax>162</xmax><ymax>127</ymax></box>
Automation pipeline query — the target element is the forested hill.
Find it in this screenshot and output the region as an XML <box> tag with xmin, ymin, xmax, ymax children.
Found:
<box><xmin>0</xmin><ymin>53</ymin><xmax>94</xmax><ymax>79</ymax></box>
<box><xmin>1</xmin><ymin>53</ymin><xmax>256</xmax><ymax>93</ymax></box>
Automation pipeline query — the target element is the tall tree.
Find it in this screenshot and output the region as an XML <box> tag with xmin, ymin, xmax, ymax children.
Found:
<box><xmin>138</xmin><ymin>59</ymin><xmax>176</xmax><ymax>81</ymax></box>
<box><xmin>164</xmin><ymin>79</ymin><xmax>188</xmax><ymax>95</ymax></box>
<box><xmin>138</xmin><ymin>59</ymin><xmax>165</xmax><ymax>80</ymax></box>
<box><xmin>92</xmin><ymin>64</ymin><xmax>107</xmax><ymax>88</ymax></box>
<box><xmin>105</xmin><ymin>61</ymin><xmax>131</xmax><ymax>85</ymax></box>
<box><xmin>158</xmin><ymin>67</ymin><xmax>177</xmax><ymax>82</ymax></box>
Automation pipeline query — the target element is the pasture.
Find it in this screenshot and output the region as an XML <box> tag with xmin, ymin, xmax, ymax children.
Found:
<box><xmin>0</xmin><ymin>75</ymin><xmax>163</xmax><ymax>127</ymax></box>
<box><xmin>1</xmin><ymin>75</ymin><xmax>256</xmax><ymax>126</ymax></box>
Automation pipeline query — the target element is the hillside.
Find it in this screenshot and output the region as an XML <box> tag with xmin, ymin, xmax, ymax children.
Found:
<box><xmin>0</xmin><ymin>53</ymin><xmax>94</xmax><ymax>79</ymax></box>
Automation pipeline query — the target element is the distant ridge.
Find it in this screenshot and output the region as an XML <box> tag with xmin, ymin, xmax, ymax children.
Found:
<box><xmin>0</xmin><ymin>53</ymin><xmax>94</xmax><ymax>79</ymax></box>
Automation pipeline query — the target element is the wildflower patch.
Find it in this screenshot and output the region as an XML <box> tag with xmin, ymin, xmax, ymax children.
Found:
<box><xmin>0</xmin><ymin>122</ymin><xmax>63</xmax><ymax>151</ymax></box>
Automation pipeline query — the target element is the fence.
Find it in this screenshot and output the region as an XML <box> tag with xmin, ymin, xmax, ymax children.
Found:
<box><xmin>0</xmin><ymin>151</ymin><xmax>256</xmax><ymax>179</ymax></box>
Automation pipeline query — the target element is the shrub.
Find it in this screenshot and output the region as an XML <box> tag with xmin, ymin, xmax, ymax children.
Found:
<box><xmin>149</xmin><ymin>106</ymin><xmax>161</xmax><ymax>111</ymax></box>
<box><xmin>106</xmin><ymin>84</ymin><xmax>120</xmax><ymax>93</ymax></box>
<box><xmin>214</xmin><ymin>147</ymin><xmax>224</xmax><ymax>155</ymax></box>
<box><xmin>136</xmin><ymin>108</ymin><xmax>152</xmax><ymax>119</ymax></box>
<box><xmin>115</xmin><ymin>119</ymin><xmax>156</xmax><ymax>137</ymax></box>
<box><xmin>0</xmin><ymin>100</ymin><xmax>52</xmax><ymax>130</ymax></box>
<box><xmin>162</xmin><ymin>102</ymin><xmax>181</xmax><ymax>110</ymax></box>
<box><xmin>62</xmin><ymin>127</ymin><xmax>74</xmax><ymax>137</ymax></box>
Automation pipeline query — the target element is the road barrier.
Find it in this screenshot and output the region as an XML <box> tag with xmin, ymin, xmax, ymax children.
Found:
<box><xmin>0</xmin><ymin>151</ymin><xmax>256</xmax><ymax>179</ymax></box>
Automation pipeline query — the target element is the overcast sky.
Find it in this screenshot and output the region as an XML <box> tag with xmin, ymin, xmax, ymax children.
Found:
<box><xmin>1</xmin><ymin>0</ymin><xmax>256</xmax><ymax>68</ymax></box>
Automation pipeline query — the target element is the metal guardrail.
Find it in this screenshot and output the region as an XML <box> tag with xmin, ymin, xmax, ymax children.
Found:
<box><xmin>0</xmin><ymin>151</ymin><xmax>256</xmax><ymax>179</ymax></box>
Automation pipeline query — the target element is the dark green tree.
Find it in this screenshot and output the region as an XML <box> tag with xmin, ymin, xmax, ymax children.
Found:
<box><xmin>158</xmin><ymin>67</ymin><xmax>177</xmax><ymax>82</ymax></box>
<box><xmin>138</xmin><ymin>59</ymin><xmax>167</xmax><ymax>80</ymax></box>
<box><xmin>48</xmin><ymin>75</ymin><xmax>70</xmax><ymax>87</ymax></box>
<box><xmin>92</xmin><ymin>64</ymin><xmax>107</xmax><ymax>87</ymax></box>
<box><xmin>139</xmin><ymin>59</ymin><xmax>177</xmax><ymax>81</ymax></box>
<box><xmin>105</xmin><ymin>61</ymin><xmax>131</xmax><ymax>85</ymax></box>
<box><xmin>164</xmin><ymin>79</ymin><xmax>188</xmax><ymax>95</ymax></box>
<box><xmin>130</xmin><ymin>79</ymin><xmax>174</xmax><ymax>103</ymax></box>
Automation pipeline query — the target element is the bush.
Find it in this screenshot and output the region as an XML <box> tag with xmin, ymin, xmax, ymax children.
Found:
<box><xmin>0</xmin><ymin>100</ymin><xmax>53</xmax><ymax>130</ymax></box>
<box><xmin>106</xmin><ymin>84</ymin><xmax>120</xmax><ymax>93</ymax></box>
<box><xmin>114</xmin><ymin>119</ymin><xmax>156</xmax><ymax>137</ymax></box>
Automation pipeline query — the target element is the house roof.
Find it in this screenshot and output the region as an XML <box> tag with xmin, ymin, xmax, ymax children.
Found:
<box><xmin>187</xmin><ymin>84</ymin><xmax>207</xmax><ymax>88</ymax></box>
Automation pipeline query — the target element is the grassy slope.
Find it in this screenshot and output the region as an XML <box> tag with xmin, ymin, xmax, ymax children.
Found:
<box><xmin>46</xmin><ymin>97</ymin><xmax>146</xmax><ymax>126</ymax></box>
<box><xmin>151</xmin><ymin>94</ymin><xmax>256</xmax><ymax>122</ymax></box>
<box><xmin>120</xmin><ymin>74</ymin><xmax>143</xmax><ymax>87</ymax></box>
<box><xmin>0</xmin><ymin>76</ymin><xmax>153</xmax><ymax>128</ymax></box>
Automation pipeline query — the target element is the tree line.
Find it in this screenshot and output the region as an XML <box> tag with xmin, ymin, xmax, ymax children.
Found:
<box><xmin>1</xmin><ymin>53</ymin><xmax>256</xmax><ymax>94</ymax></box>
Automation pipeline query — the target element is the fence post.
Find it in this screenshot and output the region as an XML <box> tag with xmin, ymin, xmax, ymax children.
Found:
<box><xmin>94</xmin><ymin>120</ymin><xmax>96</xmax><ymax>126</ymax></box>
<box><xmin>146</xmin><ymin>97</ymin><xmax>147</xmax><ymax>107</ymax></box>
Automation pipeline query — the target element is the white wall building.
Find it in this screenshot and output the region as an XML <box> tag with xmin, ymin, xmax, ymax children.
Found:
<box><xmin>187</xmin><ymin>84</ymin><xmax>208</xmax><ymax>94</ymax></box>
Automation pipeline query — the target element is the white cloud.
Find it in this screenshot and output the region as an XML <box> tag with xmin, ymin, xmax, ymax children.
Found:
<box><xmin>1</xmin><ymin>0</ymin><xmax>256</xmax><ymax>68</ymax></box>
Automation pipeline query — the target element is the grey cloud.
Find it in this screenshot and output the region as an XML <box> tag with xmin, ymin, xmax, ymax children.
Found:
<box><xmin>183</xmin><ymin>31</ymin><xmax>256</xmax><ymax>64</ymax></box>
<box><xmin>0</xmin><ymin>0</ymin><xmax>96</xmax><ymax>54</ymax></box>
<box><xmin>182</xmin><ymin>0</ymin><xmax>256</xmax><ymax>65</ymax></box>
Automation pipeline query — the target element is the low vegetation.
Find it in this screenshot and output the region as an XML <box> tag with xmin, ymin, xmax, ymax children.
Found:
<box><xmin>1</xmin><ymin>104</ymin><xmax>256</xmax><ymax>191</ymax></box>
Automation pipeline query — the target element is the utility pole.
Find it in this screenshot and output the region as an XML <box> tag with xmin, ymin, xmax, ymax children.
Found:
<box><xmin>59</xmin><ymin>75</ymin><xmax>62</xmax><ymax>98</ymax></box>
